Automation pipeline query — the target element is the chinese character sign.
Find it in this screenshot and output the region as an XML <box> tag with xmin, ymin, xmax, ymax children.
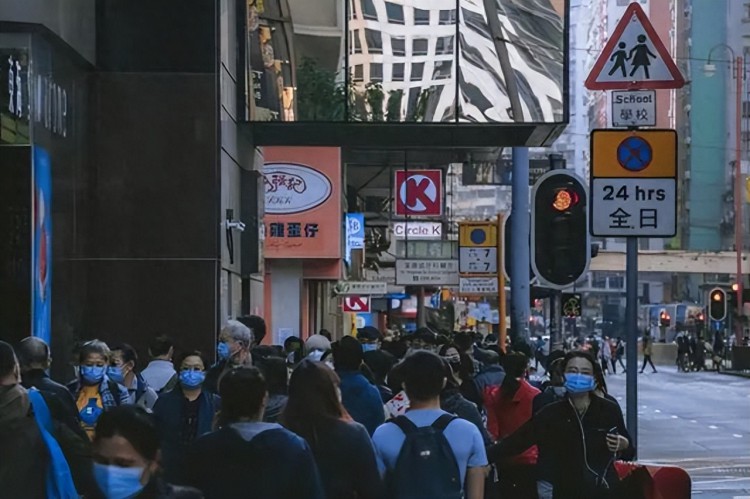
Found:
<box><xmin>263</xmin><ymin>147</ymin><xmax>341</xmax><ymax>258</ymax></box>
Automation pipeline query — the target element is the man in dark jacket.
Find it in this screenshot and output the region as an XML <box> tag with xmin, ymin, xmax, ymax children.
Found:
<box><xmin>333</xmin><ymin>336</ymin><xmax>385</xmax><ymax>435</ymax></box>
<box><xmin>204</xmin><ymin>320</ymin><xmax>254</xmax><ymax>394</ymax></box>
<box><xmin>185</xmin><ymin>367</ymin><xmax>324</xmax><ymax>499</ymax></box>
<box><xmin>0</xmin><ymin>340</ymin><xmax>48</xmax><ymax>499</ymax></box>
<box><xmin>16</xmin><ymin>337</ymin><xmax>102</xmax><ymax>498</ymax></box>
<box><xmin>17</xmin><ymin>336</ymin><xmax>83</xmax><ymax>434</ymax></box>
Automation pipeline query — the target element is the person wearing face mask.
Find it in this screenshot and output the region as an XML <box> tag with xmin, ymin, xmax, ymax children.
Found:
<box><xmin>305</xmin><ymin>334</ymin><xmax>333</xmax><ymax>364</ymax></box>
<box><xmin>333</xmin><ymin>336</ymin><xmax>385</xmax><ymax>435</ymax></box>
<box><xmin>93</xmin><ymin>405</ymin><xmax>203</xmax><ymax>499</ymax></box>
<box><xmin>69</xmin><ymin>340</ymin><xmax>131</xmax><ymax>440</ymax></box>
<box><xmin>359</xmin><ymin>326</ymin><xmax>396</xmax><ymax>402</ymax></box>
<box><xmin>483</xmin><ymin>352</ymin><xmax>539</xmax><ymax>498</ymax></box>
<box><xmin>110</xmin><ymin>344</ymin><xmax>159</xmax><ymax>411</ymax></box>
<box><xmin>204</xmin><ymin>320</ymin><xmax>254</xmax><ymax>394</ymax></box>
<box><xmin>488</xmin><ymin>351</ymin><xmax>634</xmax><ymax>499</ymax></box>
<box><xmin>152</xmin><ymin>351</ymin><xmax>220</xmax><ymax>484</ymax></box>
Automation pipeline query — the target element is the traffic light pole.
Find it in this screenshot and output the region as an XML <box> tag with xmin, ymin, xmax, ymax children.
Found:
<box><xmin>511</xmin><ymin>147</ymin><xmax>531</xmax><ymax>345</ymax></box>
<box><xmin>626</xmin><ymin>237</ymin><xmax>638</xmax><ymax>457</ymax></box>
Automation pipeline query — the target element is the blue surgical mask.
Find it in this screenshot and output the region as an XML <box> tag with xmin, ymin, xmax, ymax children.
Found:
<box><xmin>179</xmin><ymin>370</ymin><xmax>206</xmax><ymax>389</ymax></box>
<box><xmin>81</xmin><ymin>365</ymin><xmax>105</xmax><ymax>385</ymax></box>
<box><xmin>93</xmin><ymin>463</ymin><xmax>145</xmax><ymax>499</ymax></box>
<box><xmin>107</xmin><ymin>366</ymin><xmax>125</xmax><ymax>384</ymax></box>
<box><xmin>362</xmin><ymin>343</ymin><xmax>378</xmax><ymax>352</ymax></box>
<box><xmin>217</xmin><ymin>341</ymin><xmax>231</xmax><ymax>360</ymax></box>
<box><xmin>564</xmin><ymin>373</ymin><xmax>596</xmax><ymax>394</ymax></box>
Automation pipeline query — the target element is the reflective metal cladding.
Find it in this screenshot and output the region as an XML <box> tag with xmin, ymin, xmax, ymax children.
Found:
<box><xmin>244</xmin><ymin>0</ymin><xmax>566</xmax><ymax>123</ymax></box>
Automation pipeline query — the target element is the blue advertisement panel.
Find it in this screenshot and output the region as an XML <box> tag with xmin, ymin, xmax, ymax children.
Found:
<box><xmin>32</xmin><ymin>146</ymin><xmax>51</xmax><ymax>343</ymax></box>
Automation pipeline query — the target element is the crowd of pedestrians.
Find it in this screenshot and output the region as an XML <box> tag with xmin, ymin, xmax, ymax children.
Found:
<box><xmin>0</xmin><ymin>318</ymin><xmax>646</xmax><ymax>499</ymax></box>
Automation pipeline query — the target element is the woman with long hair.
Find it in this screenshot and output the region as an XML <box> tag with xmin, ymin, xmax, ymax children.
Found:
<box><xmin>484</xmin><ymin>351</ymin><xmax>540</xmax><ymax>498</ymax></box>
<box><xmin>489</xmin><ymin>351</ymin><xmax>634</xmax><ymax>499</ymax></box>
<box><xmin>280</xmin><ymin>360</ymin><xmax>384</xmax><ymax>499</ymax></box>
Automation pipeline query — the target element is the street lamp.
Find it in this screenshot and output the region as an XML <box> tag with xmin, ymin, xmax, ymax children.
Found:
<box><xmin>704</xmin><ymin>44</ymin><xmax>746</xmax><ymax>345</ymax></box>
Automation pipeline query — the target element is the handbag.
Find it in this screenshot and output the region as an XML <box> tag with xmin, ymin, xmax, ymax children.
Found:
<box><xmin>28</xmin><ymin>388</ymin><xmax>80</xmax><ymax>499</ymax></box>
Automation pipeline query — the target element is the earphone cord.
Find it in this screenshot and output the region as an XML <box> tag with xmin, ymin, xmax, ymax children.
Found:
<box><xmin>571</xmin><ymin>400</ymin><xmax>610</xmax><ymax>490</ymax></box>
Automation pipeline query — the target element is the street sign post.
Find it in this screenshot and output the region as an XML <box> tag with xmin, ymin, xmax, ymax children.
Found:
<box><xmin>342</xmin><ymin>296</ymin><xmax>371</xmax><ymax>313</ymax></box>
<box><xmin>459</xmin><ymin>277</ymin><xmax>498</xmax><ymax>295</ymax></box>
<box><xmin>394</xmin><ymin>170</ymin><xmax>443</xmax><ymax>216</ymax></box>
<box><xmin>611</xmin><ymin>90</ymin><xmax>656</xmax><ymax>128</ymax></box>
<box><xmin>586</xmin><ymin>3</ymin><xmax>684</xmax><ymax>459</ymax></box>
<box><xmin>335</xmin><ymin>281</ymin><xmax>387</xmax><ymax>296</ymax></box>
<box><xmin>590</xmin><ymin>129</ymin><xmax>677</xmax><ymax>238</ymax></box>
<box><xmin>584</xmin><ymin>2</ymin><xmax>685</xmax><ymax>90</ymax></box>
<box><xmin>395</xmin><ymin>259</ymin><xmax>459</xmax><ymax>286</ymax></box>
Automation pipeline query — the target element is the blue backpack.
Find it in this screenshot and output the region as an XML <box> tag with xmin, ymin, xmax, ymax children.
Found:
<box><xmin>28</xmin><ymin>389</ymin><xmax>80</xmax><ymax>499</ymax></box>
<box><xmin>387</xmin><ymin>414</ymin><xmax>462</xmax><ymax>499</ymax></box>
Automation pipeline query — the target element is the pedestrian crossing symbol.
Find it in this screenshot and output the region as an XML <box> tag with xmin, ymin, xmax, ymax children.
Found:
<box><xmin>585</xmin><ymin>2</ymin><xmax>684</xmax><ymax>90</ymax></box>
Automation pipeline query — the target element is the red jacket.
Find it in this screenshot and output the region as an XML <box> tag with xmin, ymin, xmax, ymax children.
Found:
<box><xmin>484</xmin><ymin>379</ymin><xmax>540</xmax><ymax>466</ymax></box>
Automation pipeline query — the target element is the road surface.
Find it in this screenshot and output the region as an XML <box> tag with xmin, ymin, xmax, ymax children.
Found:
<box><xmin>607</xmin><ymin>363</ymin><xmax>750</xmax><ymax>498</ymax></box>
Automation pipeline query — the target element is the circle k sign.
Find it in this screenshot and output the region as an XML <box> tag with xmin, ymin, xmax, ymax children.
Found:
<box><xmin>394</xmin><ymin>170</ymin><xmax>443</xmax><ymax>216</ymax></box>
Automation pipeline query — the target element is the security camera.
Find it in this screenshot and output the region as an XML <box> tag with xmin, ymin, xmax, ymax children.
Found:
<box><xmin>226</xmin><ymin>220</ymin><xmax>246</xmax><ymax>232</ymax></box>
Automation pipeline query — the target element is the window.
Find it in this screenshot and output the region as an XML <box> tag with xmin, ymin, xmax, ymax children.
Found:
<box><xmin>413</xmin><ymin>38</ymin><xmax>428</xmax><ymax>56</ymax></box>
<box><xmin>392</xmin><ymin>63</ymin><xmax>405</xmax><ymax>81</ymax></box>
<box><xmin>352</xmin><ymin>30</ymin><xmax>362</xmax><ymax>53</ymax></box>
<box><xmin>411</xmin><ymin>62</ymin><xmax>425</xmax><ymax>81</ymax></box>
<box><xmin>370</xmin><ymin>63</ymin><xmax>383</xmax><ymax>82</ymax></box>
<box><xmin>435</xmin><ymin>36</ymin><xmax>454</xmax><ymax>55</ymax></box>
<box><xmin>353</xmin><ymin>64</ymin><xmax>364</xmax><ymax>81</ymax></box>
<box><xmin>439</xmin><ymin>9</ymin><xmax>456</xmax><ymax>25</ymax></box>
<box><xmin>361</xmin><ymin>0</ymin><xmax>377</xmax><ymax>20</ymax></box>
<box><xmin>743</xmin><ymin>101</ymin><xmax>750</xmax><ymax>118</ymax></box>
<box><xmin>391</xmin><ymin>37</ymin><xmax>406</xmax><ymax>56</ymax></box>
<box><xmin>385</xmin><ymin>2</ymin><xmax>404</xmax><ymax>24</ymax></box>
<box><xmin>365</xmin><ymin>28</ymin><xmax>383</xmax><ymax>53</ymax></box>
<box><xmin>433</xmin><ymin>60</ymin><xmax>452</xmax><ymax>80</ymax></box>
<box><xmin>414</xmin><ymin>8</ymin><xmax>430</xmax><ymax>25</ymax></box>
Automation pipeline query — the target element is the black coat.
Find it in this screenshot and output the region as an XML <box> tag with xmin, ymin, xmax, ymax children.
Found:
<box><xmin>488</xmin><ymin>395</ymin><xmax>635</xmax><ymax>499</ymax></box>
<box><xmin>22</xmin><ymin>369</ymin><xmax>85</xmax><ymax>438</ymax></box>
<box><xmin>152</xmin><ymin>388</ymin><xmax>220</xmax><ymax>483</ymax></box>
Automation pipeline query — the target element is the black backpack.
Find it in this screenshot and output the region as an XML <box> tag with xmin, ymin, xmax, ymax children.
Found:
<box><xmin>387</xmin><ymin>414</ymin><xmax>462</xmax><ymax>499</ymax></box>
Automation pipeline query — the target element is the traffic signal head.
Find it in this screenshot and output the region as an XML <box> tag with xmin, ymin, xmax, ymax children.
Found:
<box><xmin>708</xmin><ymin>288</ymin><xmax>727</xmax><ymax>321</ymax></box>
<box><xmin>531</xmin><ymin>171</ymin><xmax>590</xmax><ymax>289</ymax></box>
<box><xmin>659</xmin><ymin>310</ymin><xmax>670</xmax><ymax>327</ymax></box>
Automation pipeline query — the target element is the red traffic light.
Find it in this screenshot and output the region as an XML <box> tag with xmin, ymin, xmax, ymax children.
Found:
<box><xmin>552</xmin><ymin>189</ymin><xmax>580</xmax><ymax>212</ymax></box>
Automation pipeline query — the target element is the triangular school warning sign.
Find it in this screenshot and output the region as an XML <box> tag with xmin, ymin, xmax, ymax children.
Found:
<box><xmin>585</xmin><ymin>2</ymin><xmax>684</xmax><ymax>90</ymax></box>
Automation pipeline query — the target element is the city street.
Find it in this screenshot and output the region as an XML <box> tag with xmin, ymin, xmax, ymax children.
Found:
<box><xmin>607</xmin><ymin>364</ymin><xmax>750</xmax><ymax>498</ymax></box>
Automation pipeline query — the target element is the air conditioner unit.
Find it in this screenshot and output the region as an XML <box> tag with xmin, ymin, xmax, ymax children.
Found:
<box><xmin>684</xmin><ymin>136</ymin><xmax>691</xmax><ymax>145</ymax></box>
<box><xmin>685</xmin><ymin>170</ymin><xmax>691</xmax><ymax>180</ymax></box>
